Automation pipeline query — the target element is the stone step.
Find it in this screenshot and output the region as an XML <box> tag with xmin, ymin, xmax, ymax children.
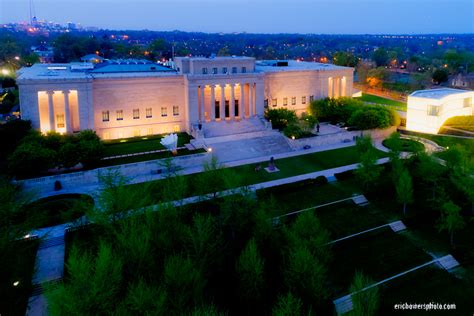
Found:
<box><xmin>352</xmin><ymin>195</ymin><xmax>368</xmax><ymax>205</ymax></box>
<box><xmin>389</xmin><ymin>220</ymin><xmax>407</xmax><ymax>233</ymax></box>
<box><xmin>31</xmin><ymin>278</ymin><xmax>62</xmax><ymax>296</ymax></box>
<box><xmin>38</xmin><ymin>236</ymin><xmax>65</xmax><ymax>249</ymax></box>
<box><xmin>437</xmin><ymin>254</ymin><xmax>460</xmax><ymax>271</ymax></box>
<box><xmin>334</xmin><ymin>294</ymin><xmax>353</xmax><ymax>315</ymax></box>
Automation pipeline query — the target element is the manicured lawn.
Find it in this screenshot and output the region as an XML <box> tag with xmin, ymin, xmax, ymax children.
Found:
<box><xmin>356</xmin><ymin>93</ymin><xmax>407</xmax><ymax>111</ymax></box>
<box><xmin>98</xmin><ymin>148</ymin><xmax>206</xmax><ymax>168</ymax></box>
<box><xmin>328</xmin><ymin>228</ymin><xmax>431</xmax><ymax>297</ymax></box>
<box><xmin>103</xmin><ymin>132</ymin><xmax>193</xmax><ymax>157</ymax></box>
<box><xmin>442</xmin><ymin>115</ymin><xmax>474</xmax><ymax>132</ymax></box>
<box><xmin>378</xmin><ymin>265</ymin><xmax>474</xmax><ymax>315</ymax></box>
<box><xmin>0</xmin><ymin>238</ymin><xmax>39</xmax><ymax>316</ymax></box>
<box><xmin>17</xmin><ymin>194</ymin><xmax>94</xmax><ymax>228</ymax></box>
<box><xmin>134</xmin><ymin>146</ymin><xmax>388</xmax><ymax>203</ymax></box>
<box><xmin>382</xmin><ymin>138</ymin><xmax>424</xmax><ymax>152</ymax></box>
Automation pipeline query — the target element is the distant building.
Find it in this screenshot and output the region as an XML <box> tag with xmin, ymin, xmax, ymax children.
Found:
<box><xmin>17</xmin><ymin>56</ymin><xmax>353</xmax><ymax>140</ymax></box>
<box><xmin>80</xmin><ymin>54</ymin><xmax>105</xmax><ymax>64</ymax></box>
<box><xmin>31</xmin><ymin>45</ymin><xmax>54</xmax><ymax>63</ymax></box>
<box><xmin>451</xmin><ymin>73</ymin><xmax>474</xmax><ymax>89</ymax></box>
<box><xmin>406</xmin><ymin>88</ymin><xmax>474</xmax><ymax>134</ymax></box>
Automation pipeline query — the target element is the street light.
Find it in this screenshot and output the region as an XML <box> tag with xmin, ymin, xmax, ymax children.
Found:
<box><xmin>1</xmin><ymin>69</ymin><xmax>10</xmax><ymax>75</ymax></box>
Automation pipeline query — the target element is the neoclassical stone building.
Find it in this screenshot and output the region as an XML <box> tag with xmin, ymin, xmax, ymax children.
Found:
<box><xmin>17</xmin><ymin>56</ymin><xmax>353</xmax><ymax>140</ymax></box>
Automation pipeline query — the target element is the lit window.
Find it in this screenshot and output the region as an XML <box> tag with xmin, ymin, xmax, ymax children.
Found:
<box><xmin>133</xmin><ymin>129</ymin><xmax>140</xmax><ymax>137</ymax></box>
<box><xmin>173</xmin><ymin>125</ymin><xmax>180</xmax><ymax>132</ymax></box>
<box><xmin>173</xmin><ymin>105</ymin><xmax>179</xmax><ymax>116</ymax></box>
<box><xmin>212</xmin><ymin>67</ymin><xmax>218</xmax><ymax>74</ymax></box>
<box><xmin>302</xmin><ymin>96</ymin><xmax>307</xmax><ymax>104</ymax></box>
<box><xmin>242</xmin><ymin>67</ymin><xmax>246</xmax><ymax>73</ymax></box>
<box><xmin>102</xmin><ymin>111</ymin><xmax>109</xmax><ymax>122</ymax></box>
<box><xmin>161</xmin><ymin>107</ymin><xmax>167</xmax><ymax>117</ymax></box>
<box><xmin>202</xmin><ymin>67</ymin><xmax>208</xmax><ymax>74</ymax></box>
<box><xmin>103</xmin><ymin>132</ymin><xmax>110</xmax><ymax>140</ymax></box>
<box><xmin>232</xmin><ymin>67</ymin><xmax>237</xmax><ymax>74</ymax></box>
<box><xmin>146</xmin><ymin>108</ymin><xmax>152</xmax><ymax>118</ymax></box>
<box><xmin>147</xmin><ymin>128</ymin><xmax>153</xmax><ymax>135</ymax></box>
<box><xmin>464</xmin><ymin>97</ymin><xmax>472</xmax><ymax>108</ymax></box>
<box><xmin>133</xmin><ymin>109</ymin><xmax>140</xmax><ymax>119</ymax></box>
<box><xmin>283</xmin><ymin>97</ymin><xmax>288</xmax><ymax>106</ymax></box>
<box><xmin>223</xmin><ymin>67</ymin><xmax>227</xmax><ymax>74</ymax></box>
<box><xmin>116</xmin><ymin>110</ymin><xmax>123</xmax><ymax>121</ymax></box>
<box><xmin>56</xmin><ymin>114</ymin><xmax>65</xmax><ymax>128</ymax></box>
<box><xmin>291</xmin><ymin>97</ymin><xmax>296</xmax><ymax>105</ymax></box>
<box><xmin>310</xmin><ymin>95</ymin><xmax>314</xmax><ymax>102</ymax></box>
<box><xmin>427</xmin><ymin>105</ymin><xmax>440</xmax><ymax>116</ymax></box>
<box><xmin>272</xmin><ymin>98</ymin><xmax>277</xmax><ymax>107</ymax></box>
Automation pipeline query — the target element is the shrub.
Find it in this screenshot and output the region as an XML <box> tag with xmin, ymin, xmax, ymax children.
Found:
<box><xmin>348</xmin><ymin>106</ymin><xmax>392</xmax><ymax>130</ymax></box>
<box><xmin>308</xmin><ymin>97</ymin><xmax>361</xmax><ymax>124</ymax></box>
<box><xmin>283</xmin><ymin>123</ymin><xmax>304</xmax><ymax>139</ymax></box>
<box><xmin>334</xmin><ymin>170</ymin><xmax>354</xmax><ymax>181</ymax></box>
<box><xmin>265</xmin><ymin>108</ymin><xmax>297</xmax><ymax>130</ymax></box>
<box><xmin>313</xmin><ymin>176</ymin><xmax>328</xmax><ymax>186</ymax></box>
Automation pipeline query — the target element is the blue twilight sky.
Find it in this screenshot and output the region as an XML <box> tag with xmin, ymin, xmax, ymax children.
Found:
<box><xmin>0</xmin><ymin>0</ymin><xmax>473</xmax><ymax>34</ymax></box>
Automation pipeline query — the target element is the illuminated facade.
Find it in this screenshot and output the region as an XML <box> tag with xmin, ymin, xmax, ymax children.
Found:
<box><xmin>406</xmin><ymin>88</ymin><xmax>474</xmax><ymax>134</ymax></box>
<box><xmin>17</xmin><ymin>57</ymin><xmax>353</xmax><ymax>140</ymax></box>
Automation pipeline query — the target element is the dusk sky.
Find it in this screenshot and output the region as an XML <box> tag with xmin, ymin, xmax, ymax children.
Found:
<box><xmin>1</xmin><ymin>0</ymin><xmax>473</xmax><ymax>34</ymax></box>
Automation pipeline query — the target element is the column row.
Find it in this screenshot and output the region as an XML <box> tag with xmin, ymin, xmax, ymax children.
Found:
<box><xmin>328</xmin><ymin>77</ymin><xmax>346</xmax><ymax>98</ymax></box>
<box><xmin>197</xmin><ymin>83</ymin><xmax>257</xmax><ymax>122</ymax></box>
<box><xmin>44</xmin><ymin>90</ymin><xmax>74</xmax><ymax>133</ymax></box>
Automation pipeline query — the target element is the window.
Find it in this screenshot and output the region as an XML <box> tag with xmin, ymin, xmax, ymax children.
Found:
<box><xmin>146</xmin><ymin>108</ymin><xmax>152</xmax><ymax>118</ymax></box>
<box><xmin>173</xmin><ymin>105</ymin><xmax>179</xmax><ymax>116</ymax></box>
<box><xmin>464</xmin><ymin>97</ymin><xmax>472</xmax><ymax>108</ymax></box>
<box><xmin>56</xmin><ymin>114</ymin><xmax>65</xmax><ymax>128</ymax></box>
<box><xmin>291</xmin><ymin>97</ymin><xmax>296</xmax><ymax>105</ymax></box>
<box><xmin>202</xmin><ymin>67</ymin><xmax>208</xmax><ymax>74</ymax></box>
<box><xmin>133</xmin><ymin>129</ymin><xmax>141</xmax><ymax>137</ymax></box>
<box><xmin>161</xmin><ymin>107</ymin><xmax>167</xmax><ymax>117</ymax></box>
<box><xmin>223</xmin><ymin>67</ymin><xmax>228</xmax><ymax>74</ymax></box>
<box><xmin>242</xmin><ymin>67</ymin><xmax>246</xmax><ymax>73</ymax></box>
<box><xmin>283</xmin><ymin>97</ymin><xmax>288</xmax><ymax>106</ymax></box>
<box><xmin>116</xmin><ymin>110</ymin><xmax>123</xmax><ymax>121</ymax></box>
<box><xmin>302</xmin><ymin>96</ymin><xmax>307</xmax><ymax>104</ymax></box>
<box><xmin>272</xmin><ymin>98</ymin><xmax>278</xmax><ymax>107</ymax></box>
<box><xmin>147</xmin><ymin>128</ymin><xmax>153</xmax><ymax>135</ymax></box>
<box><xmin>133</xmin><ymin>109</ymin><xmax>140</xmax><ymax>119</ymax></box>
<box><xmin>427</xmin><ymin>105</ymin><xmax>440</xmax><ymax>116</ymax></box>
<box><xmin>232</xmin><ymin>67</ymin><xmax>237</xmax><ymax>74</ymax></box>
<box><xmin>264</xmin><ymin>99</ymin><xmax>268</xmax><ymax>108</ymax></box>
<box><xmin>310</xmin><ymin>95</ymin><xmax>314</xmax><ymax>102</ymax></box>
<box><xmin>103</xmin><ymin>132</ymin><xmax>110</xmax><ymax>140</ymax></box>
<box><xmin>173</xmin><ymin>125</ymin><xmax>180</xmax><ymax>133</ymax></box>
<box><xmin>102</xmin><ymin>110</ymin><xmax>110</xmax><ymax>122</ymax></box>
<box><xmin>212</xmin><ymin>67</ymin><xmax>218</xmax><ymax>74</ymax></box>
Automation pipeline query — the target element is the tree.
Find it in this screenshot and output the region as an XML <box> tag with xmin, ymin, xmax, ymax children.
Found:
<box><xmin>366</xmin><ymin>67</ymin><xmax>390</xmax><ymax>88</ymax></box>
<box><xmin>46</xmin><ymin>243</ymin><xmax>123</xmax><ymax>315</ymax></box>
<box><xmin>432</xmin><ymin>69</ymin><xmax>449</xmax><ymax>85</ymax></box>
<box><xmin>236</xmin><ymin>238</ymin><xmax>265</xmax><ymax>302</ymax></box>
<box><xmin>354</xmin><ymin>136</ymin><xmax>381</xmax><ymax>192</ymax></box>
<box><xmin>121</xmin><ymin>279</ymin><xmax>167</xmax><ymax>315</ymax></box>
<box><xmin>264</xmin><ymin>108</ymin><xmax>298</xmax><ymax>131</ymax></box>
<box><xmin>272</xmin><ymin>292</ymin><xmax>304</xmax><ymax>316</ymax></box>
<box><xmin>437</xmin><ymin>200</ymin><xmax>465</xmax><ymax>247</ymax></box>
<box><xmin>416</xmin><ymin>152</ymin><xmax>443</xmax><ymax>200</ymax></box>
<box><xmin>396</xmin><ymin>169</ymin><xmax>413</xmax><ymax>215</ymax></box>
<box><xmin>347</xmin><ymin>106</ymin><xmax>392</xmax><ymax>130</ymax></box>
<box><xmin>372</xmin><ymin>47</ymin><xmax>389</xmax><ymax>67</ymax></box>
<box><xmin>7</xmin><ymin>141</ymin><xmax>56</xmax><ymax>178</ymax></box>
<box><xmin>348</xmin><ymin>272</ymin><xmax>379</xmax><ymax>316</ymax></box>
<box><xmin>333</xmin><ymin>51</ymin><xmax>358</xmax><ymax>67</ymax></box>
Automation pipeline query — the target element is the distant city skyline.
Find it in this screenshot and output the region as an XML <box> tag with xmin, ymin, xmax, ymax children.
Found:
<box><xmin>1</xmin><ymin>0</ymin><xmax>473</xmax><ymax>34</ymax></box>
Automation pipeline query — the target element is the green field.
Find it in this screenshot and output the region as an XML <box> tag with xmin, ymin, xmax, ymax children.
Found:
<box><xmin>441</xmin><ymin>115</ymin><xmax>474</xmax><ymax>132</ymax></box>
<box><xmin>356</xmin><ymin>93</ymin><xmax>407</xmax><ymax>111</ymax></box>
<box><xmin>103</xmin><ymin>132</ymin><xmax>193</xmax><ymax>157</ymax></box>
<box><xmin>382</xmin><ymin>138</ymin><xmax>424</xmax><ymax>152</ymax></box>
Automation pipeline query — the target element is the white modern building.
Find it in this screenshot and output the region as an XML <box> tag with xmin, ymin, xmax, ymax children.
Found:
<box><xmin>406</xmin><ymin>88</ymin><xmax>474</xmax><ymax>134</ymax></box>
<box><xmin>17</xmin><ymin>56</ymin><xmax>353</xmax><ymax>140</ymax></box>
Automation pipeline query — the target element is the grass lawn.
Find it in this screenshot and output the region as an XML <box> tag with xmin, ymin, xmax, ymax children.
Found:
<box><xmin>378</xmin><ymin>265</ymin><xmax>474</xmax><ymax>315</ymax></box>
<box><xmin>328</xmin><ymin>227</ymin><xmax>431</xmax><ymax>297</ymax></box>
<box><xmin>382</xmin><ymin>138</ymin><xmax>424</xmax><ymax>152</ymax></box>
<box><xmin>134</xmin><ymin>146</ymin><xmax>388</xmax><ymax>203</ymax></box>
<box><xmin>103</xmin><ymin>132</ymin><xmax>193</xmax><ymax>157</ymax></box>
<box><xmin>0</xmin><ymin>238</ymin><xmax>40</xmax><ymax>316</ymax></box>
<box><xmin>441</xmin><ymin>115</ymin><xmax>474</xmax><ymax>132</ymax></box>
<box><xmin>98</xmin><ymin>148</ymin><xmax>206</xmax><ymax>168</ymax></box>
<box><xmin>356</xmin><ymin>93</ymin><xmax>407</xmax><ymax>111</ymax></box>
<box><xmin>17</xmin><ymin>194</ymin><xmax>94</xmax><ymax>229</ymax></box>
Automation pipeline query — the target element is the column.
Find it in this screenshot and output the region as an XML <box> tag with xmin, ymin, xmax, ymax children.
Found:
<box><xmin>47</xmin><ymin>91</ymin><xmax>55</xmax><ymax>132</ymax></box>
<box><xmin>230</xmin><ymin>84</ymin><xmax>235</xmax><ymax>120</ymax></box>
<box><xmin>210</xmin><ymin>85</ymin><xmax>215</xmax><ymax>121</ymax></box>
<box><xmin>249</xmin><ymin>83</ymin><xmax>254</xmax><ymax>117</ymax></box>
<box><xmin>220</xmin><ymin>84</ymin><xmax>225</xmax><ymax>120</ymax></box>
<box><xmin>239</xmin><ymin>83</ymin><xmax>245</xmax><ymax>119</ymax></box>
<box><xmin>63</xmin><ymin>90</ymin><xmax>71</xmax><ymax>133</ymax></box>
<box><xmin>255</xmin><ymin>82</ymin><xmax>265</xmax><ymax>116</ymax></box>
<box><xmin>198</xmin><ymin>86</ymin><xmax>204</xmax><ymax>122</ymax></box>
<box><xmin>328</xmin><ymin>77</ymin><xmax>333</xmax><ymax>98</ymax></box>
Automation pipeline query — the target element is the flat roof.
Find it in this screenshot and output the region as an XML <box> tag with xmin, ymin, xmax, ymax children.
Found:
<box><xmin>255</xmin><ymin>60</ymin><xmax>351</xmax><ymax>72</ymax></box>
<box><xmin>410</xmin><ymin>88</ymin><xmax>471</xmax><ymax>99</ymax></box>
<box><xmin>175</xmin><ymin>56</ymin><xmax>255</xmax><ymax>61</ymax></box>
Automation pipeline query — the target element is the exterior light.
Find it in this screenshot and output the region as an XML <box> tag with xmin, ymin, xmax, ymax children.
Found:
<box><xmin>291</xmin><ymin>136</ymin><xmax>295</xmax><ymax>140</ymax></box>
<box><xmin>14</xmin><ymin>56</ymin><xmax>20</xmax><ymax>61</ymax></box>
<box><xmin>446</xmin><ymin>146</ymin><xmax>449</xmax><ymax>149</ymax></box>
<box><xmin>13</xmin><ymin>281</ymin><xmax>20</xmax><ymax>287</ymax></box>
<box><xmin>1</xmin><ymin>69</ymin><xmax>10</xmax><ymax>75</ymax></box>
<box><xmin>207</xmin><ymin>147</ymin><xmax>212</xmax><ymax>152</ymax></box>
<box><xmin>24</xmin><ymin>234</ymin><xmax>30</xmax><ymax>239</ymax></box>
